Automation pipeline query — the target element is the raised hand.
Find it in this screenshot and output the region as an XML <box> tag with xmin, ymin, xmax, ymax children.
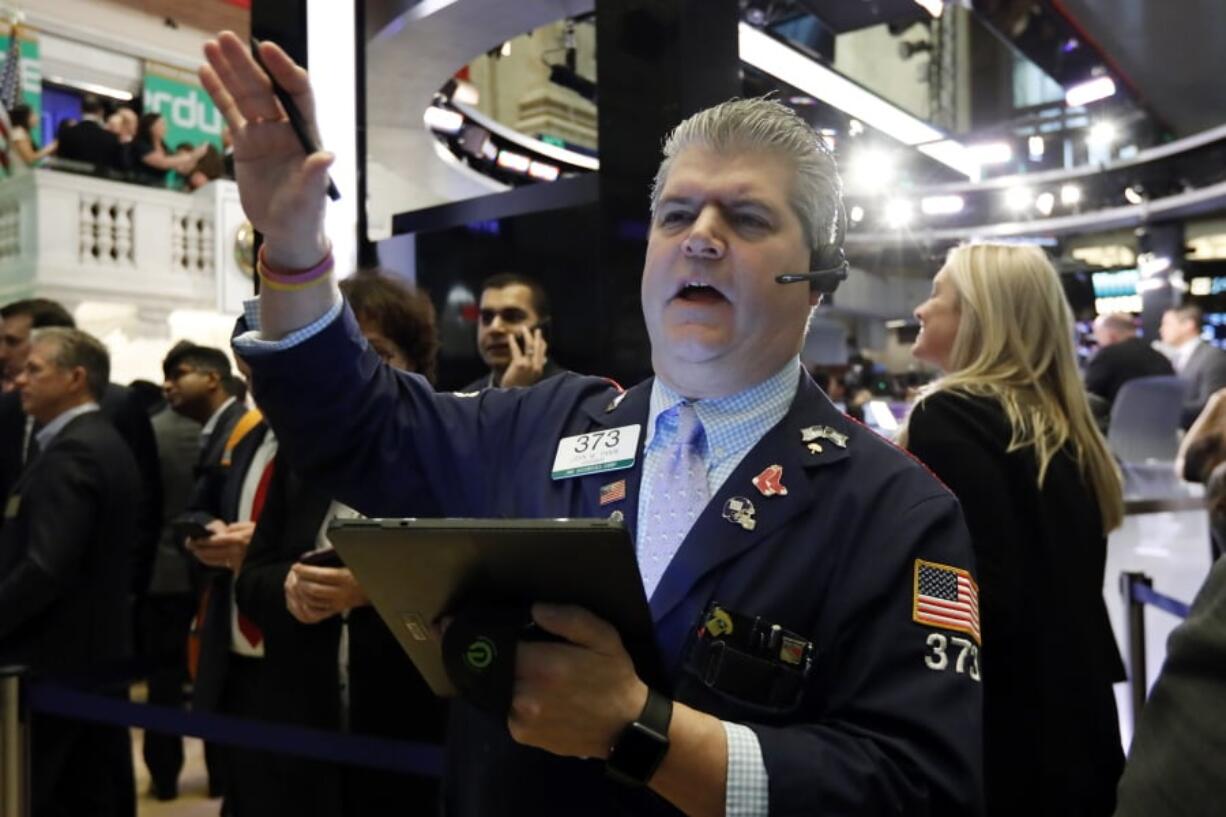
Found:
<box><xmin>199</xmin><ymin>31</ymin><xmax>331</xmax><ymax>269</ymax></box>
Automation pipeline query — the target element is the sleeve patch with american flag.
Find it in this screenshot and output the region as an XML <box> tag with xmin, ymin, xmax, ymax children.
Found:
<box><xmin>912</xmin><ymin>559</ymin><xmax>980</xmax><ymax>645</ymax></box>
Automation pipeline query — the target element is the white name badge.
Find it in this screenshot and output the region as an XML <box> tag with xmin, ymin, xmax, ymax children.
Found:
<box><xmin>551</xmin><ymin>425</ymin><xmax>642</xmax><ymax>480</ymax></box>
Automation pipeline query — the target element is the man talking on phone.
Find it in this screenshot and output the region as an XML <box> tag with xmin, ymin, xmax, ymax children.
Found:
<box><xmin>461</xmin><ymin>272</ymin><xmax>566</xmax><ymax>391</ymax></box>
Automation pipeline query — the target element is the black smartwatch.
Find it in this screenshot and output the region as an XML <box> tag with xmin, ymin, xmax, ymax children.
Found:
<box><xmin>605</xmin><ymin>688</ymin><xmax>673</xmax><ymax>787</ymax></box>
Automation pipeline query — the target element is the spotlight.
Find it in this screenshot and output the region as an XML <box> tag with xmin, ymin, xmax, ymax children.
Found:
<box><xmin>495</xmin><ymin>150</ymin><xmax>531</xmax><ymax>173</ymax></box>
<box><xmin>1027</xmin><ymin>135</ymin><xmax>1045</xmax><ymax>159</ymax></box>
<box><xmin>451</xmin><ymin>79</ymin><xmax>480</xmax><ymax>106</ymax></box>
<box><xmin>884</xmin><ymin>199</ymin><xmax>914</xmax><ymax>229</ymax></box>
<box><xmin>1124</xmin><ymin>185</ymin><xmax>1145</xmax><ymax>205</ymax></box>
<box><xmin>527</xmin><ymin>160</ymin><xmax>560</xmax><ymax>182</ymax></box>
<box><xmin>967</xmin><ymin>142</ymin><xmax>1013</xmax><ymax>165</ymax></box>
<box><xmin>920</xmin><ymin>195</ymin><xmax>965</xmax><ymax>216</ymax></box>
<box><xmin>1060</xmin><ymin>184</ymin><xmax>1082</xmax><ymax>206</ymax></box>
<box><xmin>1004</xmin><ymin>186</ymin><xmax>1033</xmax><ymax>212</ymax></box>
<box><xmin>500</xmin><ymin>41</ymin><xmax>513</xmax><ymax>57</ymax></box>
<box><xmin>1087</xmin><ymin>121</ymin><xmax>1117</xmax><ymax>147</ymax></box>
<box><xmin>1035</xmin><ymin>192</ymin><xmax>1055</xmax><ymax>216</ymax></box>
<box><xmin>849</xmin><ymin>205</ymin><xmax>865</xmax><ymax>223</ymax></box>
<box><xmin>422</xmin><ymin>106</ymin><xmax>464</xmax><ymax>134</ymax></box>
<box><xmin>847</xmin><ymin>149</ymin><xmax>896</xmax><ymax>194</ymax></box>
<box><xmin>848</xmin><ymin>119</ymin><xmax>865</xmax><ymax>137</ymax></box>
<box><xmin>1065</xmin><ymin>76</ymin><xmax>1116</xmax><ymax>107</ymax></box>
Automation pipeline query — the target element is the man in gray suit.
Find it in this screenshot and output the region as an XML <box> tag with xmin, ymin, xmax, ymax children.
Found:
<box><xmin>138</xmin><ymin>396</ymin><xmax>204</xmax><ymax>801</ymax></box>
<box><xmin>1160</xmin><ymin>306</ymin><xmax>1226</xmax><ymax>428</ymax></box>
<box><xmin>1114</xmin><ymin>556</ymin><xmax>1226</xmax><ymax>817</ymax></box>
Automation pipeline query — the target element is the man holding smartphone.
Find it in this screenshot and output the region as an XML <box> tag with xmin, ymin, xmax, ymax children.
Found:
<box><xmin>462</xmin><ymin>273</ymin><xmax>565</xmax><ymax>391</ymax></box>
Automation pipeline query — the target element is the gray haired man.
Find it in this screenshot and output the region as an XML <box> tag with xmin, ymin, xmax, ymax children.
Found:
<box><xmin>203</xmin><ymin>31</ymin><xmax>983</xmax><ymax>817</ymax></box>
<box><xmin>0</xmin><ymin>327</ymin><xmax>142</xmax><ymax>816</ymax></box>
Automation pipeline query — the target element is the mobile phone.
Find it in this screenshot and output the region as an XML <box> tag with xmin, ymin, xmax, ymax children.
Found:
<box><xmin>172</xmin><ymin>511</ymin><xmax>216</xmax><ymax>543</ymax></box>
<box><xmin>529</xmin><ymin>317</ymin><xmax>552</xmax><ymax>345</ymax></box>
<box><xmin>298</xmin><ymin>547</ymin><xmax>345</xmax><ymax>568</ymax></box>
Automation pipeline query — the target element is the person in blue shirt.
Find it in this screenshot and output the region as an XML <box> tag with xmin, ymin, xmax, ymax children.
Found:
<box><xmin>200</xmin><ymin>32</ymin><xmax>983</xmax><ymax>817</ymax></box>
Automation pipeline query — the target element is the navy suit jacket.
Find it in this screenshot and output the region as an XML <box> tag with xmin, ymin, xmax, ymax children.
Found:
<box><xmin>241</xmin><ymin>306</ymin><xmax>984</xmax><ymax>816</ymax></box>
<box><xmin>0</xmin><ymin>412</ymin><xmax>140</xmax><ymax>677</ymax></box>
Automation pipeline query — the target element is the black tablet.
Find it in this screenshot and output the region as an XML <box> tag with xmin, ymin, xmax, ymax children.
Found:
<box><xmin>328</xmin><ymin>518</ymin><xmax>665</xmax><ymax>697</ymax></box>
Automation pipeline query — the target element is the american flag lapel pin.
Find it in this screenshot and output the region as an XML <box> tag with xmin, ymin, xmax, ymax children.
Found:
<box><xmin>599</xmin><ymin>479</ymin><xmax>627</xmax><ymax>506</ymax></box>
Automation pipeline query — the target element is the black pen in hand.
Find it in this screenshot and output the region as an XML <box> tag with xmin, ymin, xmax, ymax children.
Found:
<box><xmin>249</xmin><ymin>36</ymin><xmax>341</xmax><ymax>201</ymax></box>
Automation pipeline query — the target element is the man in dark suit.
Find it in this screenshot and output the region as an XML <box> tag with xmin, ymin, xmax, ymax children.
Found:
<box><xmin>160</xmin><ymin>342</ymin><xmax>251</xmax><ymax>799</ymax></box>
<box><xmin>1161</xmin><ymin>305</ymin><xmax>1226</xmax><ymax>428</ymax></box>
<box><xmin>1114</xmin><ymin>556</ymin><xmax>1226</xmax><ymax>817</ymax></box>
<box><xmin>1084</xmin><ymin>312</ymin><xmax>1174</xmax><ymax>408</ymax></box>
<box><xmin>0</xmin><ymin>299</ymin><xmax>162</xmax><ymax>581</ymax></box>
<box><xmin>138</xmin><ymin>400</ymin><xmax>202</xmax><ymax>801</ymax></box>
<box><xmin>461</xmin><ymin>273</ymin><xmax>566</xmax><ymax>391</ymax></box>
<box><xmin>0</xmin><ymin>327</ymin><xmax>140</xmax><ymax>817</ymax></box>
<box><xmin>53</xmin><ymin>94</ymin><xmax>125</xmax><ymax>172</ymax></box>
<box><xmin>204</xmin><ymin>35</ymin><xmax>982</xmax><ymax>815</ymax></box>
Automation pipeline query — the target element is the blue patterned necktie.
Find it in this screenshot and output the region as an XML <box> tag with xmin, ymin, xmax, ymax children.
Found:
<box><xmin>638</xmin><ymin>402</ymin><xmax>709</xmax><ymax>599</ymax></box>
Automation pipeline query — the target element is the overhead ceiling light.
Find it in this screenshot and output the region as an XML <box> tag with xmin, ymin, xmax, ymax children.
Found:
<box><xmin>495</xmin><ymin>149</ymin><xmax>531</xmax><ymax>173</ymax></box>
<box><xmin>1004</xmin><ymin>186</ymin><xmax>1033</xmax><ymax>212</ymax></box>
<box><xmin>1124</xmin><ymin>185</ymin><xmax>1144</xmax><ymax>205</ymax></box>
<box><xmin>739</xmin><ymin>24</ymin><xmax>981</xmax><ymax>179</ymax></box>
<box><xmin>848</xmin><ymin>119</ymin><xmax>865</xmax><ymax>137</ymax></box>
<box><xmin>1060</xmin><ymin>184</ymin><xmax>1082</xmax><ymax>206</ymax></box>
<box><xmin>739</xmin><ymin>25</ymin><xmax>942</xmax><ymax>147</ymax></box>
<box><xmin>1087</xmin><ymin>121</ymin><xmax>1118</xmax><ymax>147</ymax></box>
<box><xmin>920</xmin><ymin>195</ymin><xmax>964</xmax><ymax>216</ymax></box>
<box><xmin>849</xmin><ymin>205</ymin><xmax>865</xmax><ymax>223</ymax></box>
<box><xmin>967</xmin><ymin>142</ymin><xmax>1013</xmax><ymax>165</ymax></box>
<box><xmin>1065</xmin><ymin>76</ymin><xmax>1117</xmax><ymax>107</ymax></box>
<box><xmin>915</xmin><ymin>140</ymin><xmax>982</xmax><ymax>181</ymax></box>
<box><xmin>527</xmin><ymin>160</ymin><xmax>560</xmax><ymax>181</ymax></box>
<box><xmin>1027</xmin><ymin>135</ymin><xmax>1045</xmax><ymax>159</ymax></box>
<box><xmin>913</xmin><ymin>0</ymin><xmax>944</xmax><ymax>18</ymax></box>
<box><xmin>884</xmin><ymin>198</ymin><xmax>914</xmax><ymax>229</ymax></box>
<box><xmin>422</xmin><ymin>106</ymin><xmax>464</xmax><ymax>134</ymax></box>
<box><xmin>1035</xmin><ymin>191</ymin><xmax>1055</xmax><ymax>216</ymax></box>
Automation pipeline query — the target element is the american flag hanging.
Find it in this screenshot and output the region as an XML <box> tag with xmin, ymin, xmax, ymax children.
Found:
<box><xmin>0</xmin><ymin>22</ymin><xmax>22</xmax><ymax>175</ymax></box>
<box><xmin>0</xmin><ymin>24</ymin><xmax>19</xmax><ymax>110</ymax></box>
<box><xmin>913</xmin><ymin>560</ymin><xmax>980</xmax><ymax>644</ymax></box>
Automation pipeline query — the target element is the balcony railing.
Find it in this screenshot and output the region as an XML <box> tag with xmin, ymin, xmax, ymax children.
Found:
<box><xmin>0</xmin><ymin>167</ymin><xmax>253</xmax><ymax>316</ymax></box>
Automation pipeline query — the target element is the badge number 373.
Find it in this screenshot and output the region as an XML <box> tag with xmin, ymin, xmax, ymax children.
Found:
<box><xmin>924</xmin><ymin>633</ymin><xmax>981</xmax><ymax>681</ymax></box>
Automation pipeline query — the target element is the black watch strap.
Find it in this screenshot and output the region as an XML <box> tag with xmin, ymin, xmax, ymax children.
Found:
<box><xmin>639</xmin><ymin>687</ymin><xmax>673</xmax><ymax>735</ymax></box>
<box><xmin>605</xmin><ymin>688</ymin><xmax>673</xmax><ymax>787</ymax></box>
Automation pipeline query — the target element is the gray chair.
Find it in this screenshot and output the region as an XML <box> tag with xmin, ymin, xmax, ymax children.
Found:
<box><xmin>1108</xmin><ymin>375</ymin><xmax>1186</xmax><ymax>463</ymax></box>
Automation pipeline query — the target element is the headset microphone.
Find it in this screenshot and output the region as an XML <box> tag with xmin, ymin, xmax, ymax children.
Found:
<box><xmin>775</xmin><ymin>258</ymin><xmax>849</xmax><ymax>293</ymax></box>
<box><xmin>776</xmin><ymin>185</ymin><xmax>850</xmax><ymax>294</ymax></box>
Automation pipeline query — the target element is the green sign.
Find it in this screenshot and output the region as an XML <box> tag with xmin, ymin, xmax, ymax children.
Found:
<box><xmin>0</xmin><ymin>26</ymin><xmax>42</xmax><ymax>142</ymax></box>
<box><xmin>143</xmin><ymin>62</ymin><xmax>223</xmax><ymax>150</ymax></box>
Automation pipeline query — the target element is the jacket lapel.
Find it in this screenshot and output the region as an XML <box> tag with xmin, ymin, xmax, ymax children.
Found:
<box><xmin>572</xmin><ymin>380</ymin><xmax>653</xmax><ymax>539</ymax></box>
<box><xmin>648</xmin><ymin>373</ymin><xmax>855</xmax><ymax>627</ymax></box>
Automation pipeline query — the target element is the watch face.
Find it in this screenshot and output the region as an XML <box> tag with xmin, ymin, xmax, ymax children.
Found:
<box><xmin>606</xmin><ymin>722</ymin><xmax>669</xmax><ymax>786</ymax></box>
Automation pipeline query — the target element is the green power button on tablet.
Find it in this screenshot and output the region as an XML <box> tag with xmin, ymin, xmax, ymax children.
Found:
<box><xmin>465</xmin><ymin>637</ymin><xmax>496</xmax><ymax>671</ymax></box>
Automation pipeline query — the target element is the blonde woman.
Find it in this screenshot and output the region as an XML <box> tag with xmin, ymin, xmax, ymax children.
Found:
<box><xmin>902</xmin><ymin>243</ymin><xmax>1126</xmax><ymax>817</ymax></box>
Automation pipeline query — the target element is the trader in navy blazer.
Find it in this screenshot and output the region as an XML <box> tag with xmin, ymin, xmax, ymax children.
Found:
<box><xmin>202</xmin><ymin>32</ymin><xmax>983</xmax><ymax>817</ymax></box>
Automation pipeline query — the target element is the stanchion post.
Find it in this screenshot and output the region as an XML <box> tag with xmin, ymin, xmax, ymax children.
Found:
<box><xmin>1119</xmin><ymin>572</ymin><xmax>1152</xmax><ymax>722</ymax></box>
<box><xmin>0</xmin><ymin>666</ymin><xmax>30</xmax><ymax>817</ymax></box>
